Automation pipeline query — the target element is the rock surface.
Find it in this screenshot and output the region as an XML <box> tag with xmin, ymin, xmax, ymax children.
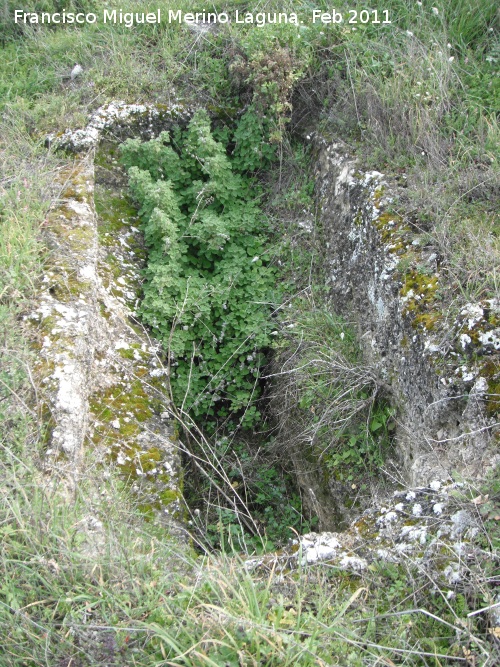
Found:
<box><xmin>47</xmin><ymin>100</ymin><xmax>192</xmax><ymax>152</ymax></box>
<box><xmin>247</xmin><ymin>480</ymin><xmax>489</xmax><ymax>596</ymax></box>
<box><xmin>312</xmin><ymin>139</ymin><xmax>499</xmax><ymax>485</ymax></box>
<box><xmin>29</xmin><ymin>109</ymin><xmax>187</xmax><ymax>525</ymax></box>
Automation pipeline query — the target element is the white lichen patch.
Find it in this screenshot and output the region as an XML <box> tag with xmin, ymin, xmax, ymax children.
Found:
<box><xmin>246</xmin><ymin>479</ymin><xmax>486</xmax><ymax>593</ymax></box>
<box><xmin>299</xmin><ymin>533</ymin><xmax>341</xmax><ymax>564</ymax></box>
<box><xmin>478</xmin><ymin>328</ymin><xmax>500</xmax><ymax>351</ymax></box>
<box><xmin>454</xmin><ymin>299</ymin><xmax>500</xmax><ymax>355</ymax></box>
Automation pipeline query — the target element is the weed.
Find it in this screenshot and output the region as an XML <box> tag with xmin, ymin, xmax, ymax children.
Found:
<box><xmin>270</xmin><ymin>304</ymin><xmax>393</xmax><ymax>484</ymax></box>
<box><xmin>120</xmin><ymin>111</ymin><xmax>278</xmax><ymax>430</ymax></box>
<box><xmin>1</xmin><ymin>442</ymin><xmax>498</xmax><ymax>665</ymax></box>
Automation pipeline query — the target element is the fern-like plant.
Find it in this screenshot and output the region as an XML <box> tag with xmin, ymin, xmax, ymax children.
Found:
<box><xmin>120</xmin><ymin>110</ymin><xmax>277</xmax><ymax>429</ymax></box>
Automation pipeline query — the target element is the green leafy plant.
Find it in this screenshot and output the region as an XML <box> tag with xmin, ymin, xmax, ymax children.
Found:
<box><xmin>326</xmin><ymin>401</ymin><xmax>395</xmax><ymax>481</ymax></box>
<box><xmin>232</xmin><ymin>105</ymin><xmax>276</xmax><ymax>172</ymax></box>
<box><xmin>196</xmin><ymin>439</ymin><xmax>317</xmax><ymax>553</ymax></box>
<box><xmin>120</xmin><ymin>110</ymin><xmax>277</xmax><ymax>429</ymax></box>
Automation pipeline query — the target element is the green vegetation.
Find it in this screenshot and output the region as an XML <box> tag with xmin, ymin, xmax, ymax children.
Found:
<box><xmin>1</xmin><ymin>446</ymin><xmax>499</xmax><ymax>665</ymax></box>
<box><xmin>1</xmin><ymin>0</ymin><xmax>497</xmax><ymax>303</ymax></box>
<box><xmin>272</xmin><ymin>306</ymin><xmax>395</xmax><ymax>483</ymax></box>
<box><xmin>120</xmin><ymin>111</ymin><xmax>276</xmax><ymax>429</ymax></box>
<box><xmin>320</xmin><ymin>0</ymin><xmax>499</xmax><ymax>303</ymax></box>
<box><xmin>0</xmin><ymin>0</ymin><xmax>498</xmax><ymax>664</ymax></box>
<box><xmin>186</xmin><ymin>434</ymin><xmax>316</xmax><ymax>553</ymax></box>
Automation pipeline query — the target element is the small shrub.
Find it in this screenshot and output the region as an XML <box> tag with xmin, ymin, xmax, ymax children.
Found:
<box><xmin>121</xmin><ymin>110</ymin><xmax>278</xmax><ymax>429</ymax></box>
<box><xmin>232</xmin><ymin>105</ymin><xmax>276</xmax><ymax>172</ymax></box>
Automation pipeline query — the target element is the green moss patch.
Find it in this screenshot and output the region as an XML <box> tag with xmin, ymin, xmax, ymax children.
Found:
<box><xmin>91</xmin><ymin>380</ymin><xmax>152</xmax><ymax>426</ymax></box>
<box><xmin>374</xmin><ymin>210</ymin><xmax>410</xmax><ymax>253</ymax></box>
<box><xmin>481</xmin><ymin>359</ymin><xmax>500</xmax><ymax>417</ymax></box>
<box><xmin>89</xmin><ymin>379</ymin><xmax>181</xmax><ymax>514</ymax></box>
<box><xmin>94</xmin><ymin>188</ymin><xmax>139</xmax><ymax>238</ymax></box>
<box><xmin>400</xmin><ymin>270</ymin><xmax>440</xmax><ymax>331</ymax></box>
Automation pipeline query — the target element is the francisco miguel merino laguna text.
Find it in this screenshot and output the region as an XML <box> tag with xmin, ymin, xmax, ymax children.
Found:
<box><xmin>14</xmin><ymin>8</ymin><xmax>392</xmax><ymax>27</ymax></box>
<box><xmin>14</xmin><ymin>9</ymin><xmax>302</xmax><ymax>28</ymax></box>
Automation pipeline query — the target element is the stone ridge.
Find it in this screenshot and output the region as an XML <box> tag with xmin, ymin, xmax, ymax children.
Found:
<box><xmin>245</xmin><ymin>480</ymin><xmax>499</xmax><ymax>627</ymax></box>
<box><xmin>247</xmin><ymin>480</ymin><xmax>476</xmax><ymax>571</ymax></box>
<box><xmin>28</xmin><ymin>159</ymin><xmax>97</xmax><ymax>473</ymax></box>
<box><xmin>313</xmin><ymin>138</ymin><xmax>499</xmax><ymax>485</ymax></box>
<box><xmin>26</xmin><ymin>147</ymin><xmax>182</xmax><ymax>525</ymax></box>
<box><xmin>47</xmin><ymin>100</ymin><xmax>193</xmax><ymax>152</ymax></box>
